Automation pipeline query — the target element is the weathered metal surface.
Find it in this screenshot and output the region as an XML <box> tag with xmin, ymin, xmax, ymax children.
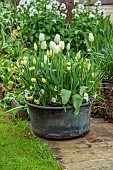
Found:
<box><xmin>102</xmin><ymin>79</ymin><xmax>113</xmax><ymax>122</ymax></box>
<box><xmin>26</xmin><ymin>101</ymin><xmax>92</xmax><ymax>139</ymax></box>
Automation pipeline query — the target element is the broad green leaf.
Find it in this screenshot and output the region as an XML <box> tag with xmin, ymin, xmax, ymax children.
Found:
<box><xmin>0</xmin><ymin>69</ymin><xmax>4</xmax><ymax>76</ymax></box>
<box><xmin>80</xmin><ymin>86</ymin><xmax>87</xmax><ymax>96</ymax></box>
<box><xmin>61</xmin><ymin>89</ymin><xmax>71</xmax><ymax>105</ymax></box>
<box><xmin>72</xmin><ymin>94</ymin><xmax>83</xmax><ymax>115</ymax></box>
<box><xmin>88</xmin><ymin>81</ymin><xmax>95</xmax><ymax>92</ymax></box>
<box><xmin>3</xmin><ymin>78</ymin><xmax>8</xmax><ymax>86</ymax></box>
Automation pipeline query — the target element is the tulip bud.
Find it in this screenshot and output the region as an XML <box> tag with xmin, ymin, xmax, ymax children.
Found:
<box><xmin>89</xmin><ymin>33</ymin><xmax>94</xmax><ymax>42</ymax></box>
<box><xmin>76</xmin><ymin>51</ymin><xmax>81</xmax><ymax>59</ymax></box>
<box><xmin>66</xmin><ymin>43</ymin><xmax>70</xmax><ymax>51</ymax></box>
<box><xmin>59</xmin><ymin>41</ymin><xmax>65</xmax><ymax>50</ymax></box>
<box><xmin>46</xmin><ymin>50</ymin><xmax>49</xmax><ymax>57</ymax></box>
<box><xmin>41</xmin><ymin>41</ymin><xmax>47</xmax><ymax>50</ymax></box>
<box><xmin>17</xmin><ymin>26</ymin><xmax>21</xmax><ymax>30</ymax></box>
<box><xmin>39</xmin><ymin>33</ymin><xmax>45</xmax><ymax>42</ymax></box>
<box><xmin>44</xmin><ymin>55</ymin><xmax>48</xmax><ymax>64</ymax></box>
<box><xmin>54</xmin><ymin>34</ymin><xmax>60</xmax><ymax>44</ymax></box>
<box><xmin>33</xmin><ymin>58</ymin><xmax>36</xmax><ymax>64</ymax></box>
<box><xmin>34</xmin><ymin>42</ymin><xmax>38</xmax><ymax>51</ymax></box>
<box><xmin>50</xmin><ymin>50</ymin><xmax>53</xmax><ymax>57</ymax></box>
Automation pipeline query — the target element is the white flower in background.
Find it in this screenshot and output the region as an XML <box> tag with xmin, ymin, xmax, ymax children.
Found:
<box><xmin>54</xmin><ymin>34</ymin><xmax>60</xmax><ymax>44</ymax></box>
<box><xmin>52</xmin><ymin>19</ymin><xmax>56</xmax><ymax>23</ymax></box>
<box><xmin>89</xmin><ymin>13</ymin><xmax>95</xmax><ymax>18</ymax></box>
<box><xmin>29</xmin><ymin>8</ymin><xmax>39</xmax><ymax>17</ymax></box>
<box><xmin>59</xmin><ymin>41</ymin><xmax>65</xmax><ymax>50</ymax></box>
<box><xmin>72</xmin><ymin>9</ymin><xmax>76</xmax><ymax>14</ymax></box>
<box><xmin>60</xmin><ymin>3</ymin><xmax>66</xmax><ymax>11</ymax></box>
<box><xmin>46</xmin><ymin>4</ymin><xmax>52</xmax><ymax>11</ymax></box>
<box><xmin>51</xmin><ymin>0</ymin><xmax>60</xmax><ymax>7</ymax></box>
<box><xmin>56</xmin><ymin>10</ymin><xmax>60</xmax><ymax>16</ymax></box>
<box><xmin>66</xmin><ymin>43</ymin><xmax>70</xmax><ymax>51</ymax></box>
<box><xmin>74</xmin><ymin>0</ymin><xmax>79</xmax><ymax>4</ymax></box>
<box><xmin>34</xmin><ymin>42</ymin><xmax>38</xmax><ymax>51</ymax></box>
<box><xmin>39</xmin><ymin>33</ymin><xmax>45</xmax><ymax>42</ymax></box>
<box><xmin>25</xmin><ymin>90</ymin><xmax>30</xmax><ymax>99</ymax></box>
<box><xmin>94</xmin><ymin>0</ymin><xmax>102</xmax><ymax>6</ymax></box>
<box><xmin>89</xmin><ymin>33</ymin><xmax>94</xmax><ymax>42</ymax></box>
<box><xmin>78</xmin><ymin>4</ymin><xmax>84</xmax><ymax>13</ymax></box>
<box><xmin>83</xmin><ymin>93</ymin><xmax>89</xmax><ymax>102</ymax></box>
<box><xmin>40</xmin><ymin>89</ymin><xmax>45</xmax><ymax>94</ymax></box>
<box><xmin>74</xmin><ymin>14</ymin><xmax>79</xmax><ymax>18</ymax></box>
<box><xmin>49</xmin><ymin>41</ymin><xmax>56</xmax><ymax>50</ymax></box>
<box><xmin>61</xmin><ymin>13</ymin><xmax>67</xmax><ymax>19</ymax></box>
<box><xmin>44</xmin><ymin>55</ymin><xmax>48</xmax><ymax>64</ymax></box>
<box><xmin>98</xmin><ymin>9</ymin><xmax>104</xmax><ymax>15</ymax></box>
<box><xmin>41</xmin><ymin>41</ymin><xmax>47</xmax><ymax>50</ymax></box>
<box><xmin>52</xmin><ymin>97</ymin><xmax>56</xmax><ymax>103</ymax></box>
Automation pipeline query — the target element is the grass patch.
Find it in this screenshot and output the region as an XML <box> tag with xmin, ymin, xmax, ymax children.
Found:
<box><xmin>0</xmin><ymin>108</ymin><xmax>62</xmax><ymax>170</ymax></box>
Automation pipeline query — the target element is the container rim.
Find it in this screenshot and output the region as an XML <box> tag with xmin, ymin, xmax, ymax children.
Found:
<box><xmin>25</xmin><ymin>99</ymin><xmax>93</xmax><ymax>110</ymax></box>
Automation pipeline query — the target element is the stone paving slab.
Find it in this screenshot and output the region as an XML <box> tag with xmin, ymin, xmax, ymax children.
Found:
<box><xmin>50</xmin><ymin>118</ymin><xmax>113</xmax><ymax>170</ymax></box>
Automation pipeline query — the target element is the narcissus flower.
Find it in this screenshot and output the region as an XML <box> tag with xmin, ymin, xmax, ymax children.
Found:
<box><xmin>67</xmin><ymin>66</ymin><xmax>71</xmax><ymax>71</ymax></box>
<box><xmin>31</xmin><ymin>78</ymin><xmax>36</xmax><ymax>82</ymax></box>
<box><xmin>29</xmin><ymin>66</ymin><xmax>35</xmax><ymax>71</ymax></box>
<box><xmin>27</xmin><ymin>96</ymin><xmax>33</xmax><ymax>101</ymax></box>
<box><xmin>92</xmin><ymin>72</ymin><xmax>94</xmax><ymax>77</ymax></box>
<box><xmin>42</xmin><ymin>78</ymin><xmax>46</xmax><ymax>83</ymax></box>
<box><xmin>30</xmin><ymin>86</ymin><xmax>33</xmax><ymax>90</ymax></box>
<box><xmin>34</xmin><ymin>99</ymin><xmax>40</xmax><ymax>105</ymax></box>
<box><xmin>67</xmin><ymin>62</ymin><xmax>71</xmax><ymax>66</ymax></box>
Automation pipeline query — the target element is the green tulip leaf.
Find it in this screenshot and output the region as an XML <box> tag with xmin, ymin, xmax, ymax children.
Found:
<box><xmin>61</xmin><ymin>89</ymin><xmax>71</xmax><ymax>105</ymax></box>
<box><xmin>80</xmin><ymin>86</ymin><xmax>88</xmax><ymax>96</ymax></box>
<box><xmin>88</xmin><ymin>81</ymin><xmax>95</xmax><ymax>92</ymax></box>
<box><xmin>72</xmin><ymin>94</ymin><xmax>83</xmax><ymax>115</ymax></box>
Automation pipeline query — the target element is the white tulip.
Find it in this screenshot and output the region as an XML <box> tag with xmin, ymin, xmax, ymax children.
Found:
<box><xmin>59</xmin><ymin>41</ymin><xmax>65</xmax><ymax>50</ymax></box>
<box><xmin>89</xmin><ymin>33</ymin><xmax>94</xmax><ymax>42</ymax></box>
<box><xmin>41</xmin><ymin>41</ymin><xmax>47</xmax><ymax>50</ymax></box>
<box><xmin>39</xmin><ymin>33</ymin><xmax>45</xmax><ymax>42</ymax></box>
<box><xmin>53</xmin><ymin>45</ymin><xmax>60</xmax><ymax>54</ymax></box>
<box><xmin>49</xmin><ymin>41</ymin><xmax>56</xmax><ymax>50</ymax></box>
<box><xmin>54</xmin><ymin>34</ymin><xmax>60</xmax><ymax>44</ymax></box>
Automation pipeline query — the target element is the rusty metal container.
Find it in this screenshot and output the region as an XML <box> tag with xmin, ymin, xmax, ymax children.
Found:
<box><xmin>26</xmin><ymin>100</ymin><xmax>92</xmax><ymax>139</ymax></box>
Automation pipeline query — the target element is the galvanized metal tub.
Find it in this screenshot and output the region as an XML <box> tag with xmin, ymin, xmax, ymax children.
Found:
<box><xmin>26</xmin><ymin>101</ymin><xmax>92</xmax><ymax>139</ymax></box>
